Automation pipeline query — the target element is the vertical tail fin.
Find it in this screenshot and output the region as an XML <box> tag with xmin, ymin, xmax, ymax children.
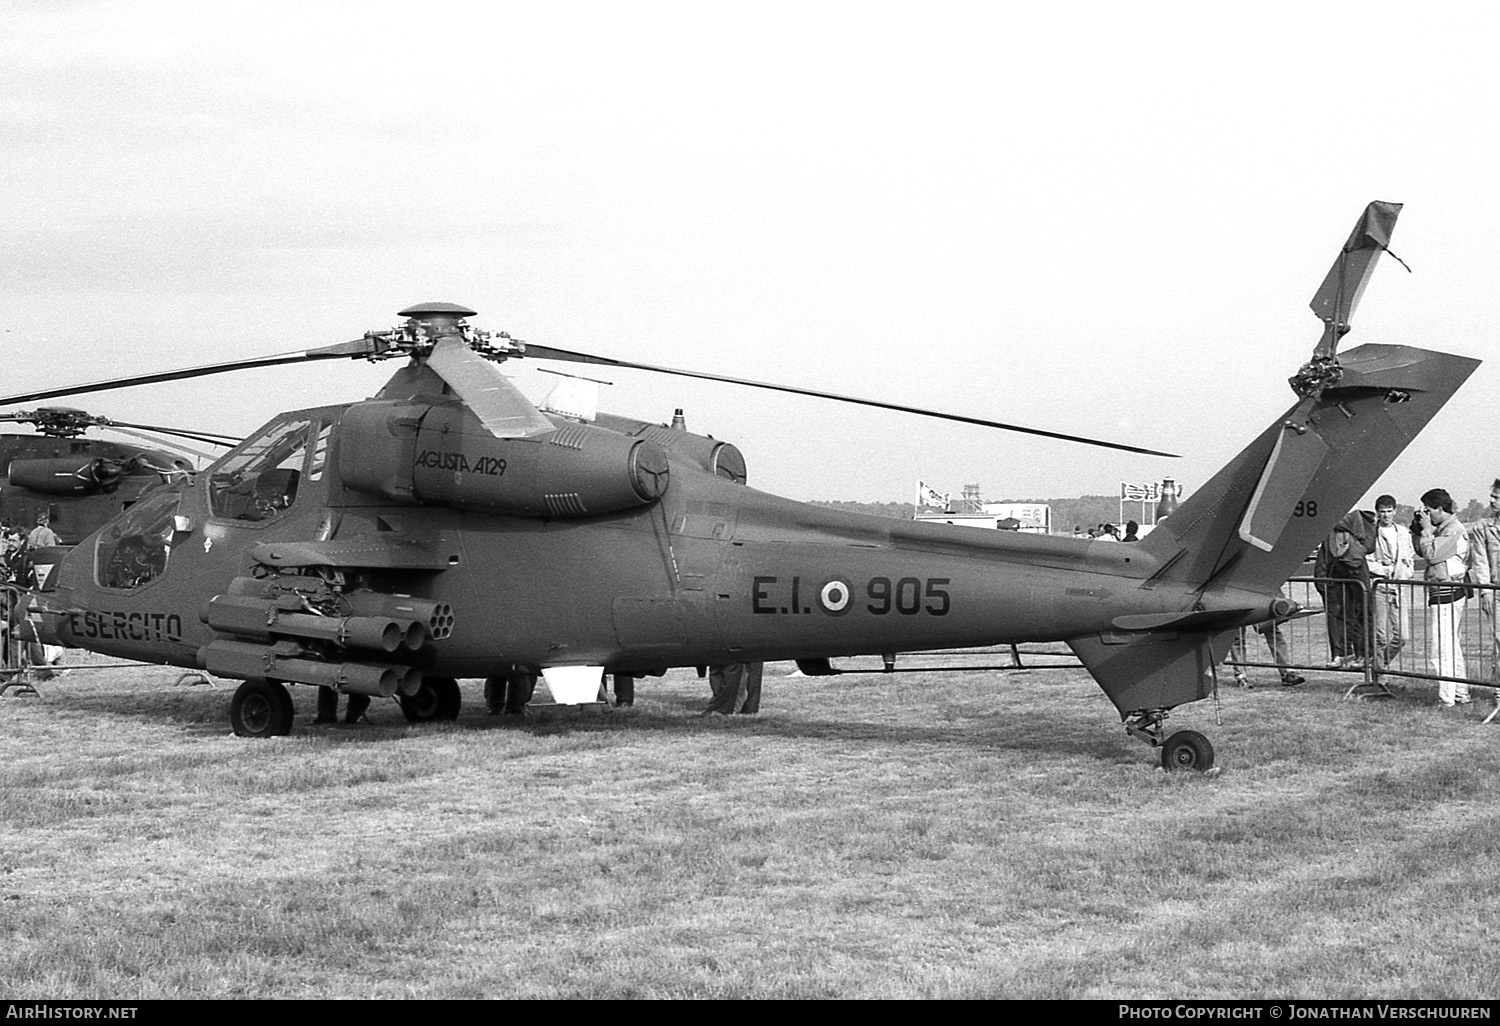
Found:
<box><xmin>1138</xmin><ymin>343</ymin><xmax>1479</xmax><ymax>597</ymax></box>
<box><xmin>1078</xmin><ymin>343</ymin><xmax>1476</xmax><ymax>720</ymax></box>
<box><xmin>1074</xmin><ymin>203</ymin><xmax>1475</xmax><ymax>727</ymax></box>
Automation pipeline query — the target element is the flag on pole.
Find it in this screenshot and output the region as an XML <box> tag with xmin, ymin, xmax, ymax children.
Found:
<box><xmin>916</xmin><ymin>481</ymin><xmax>950</xmax><ymax>509</ymax></box>
<box><xmin>1120</xmin><ymin>482</ymin><xmax>1160</xmax><ymax>501</ymax></box>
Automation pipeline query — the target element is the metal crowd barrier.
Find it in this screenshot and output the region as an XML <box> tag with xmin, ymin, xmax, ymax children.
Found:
<box><xmin>1227</xmin><ymin>574</ymin><xmax>1500</xmax><ymax>715</ymax></box>
<box><xmin>0</xmin><ymin>583</ymin><xmax>37</xmax><ymax>696</ymax></box>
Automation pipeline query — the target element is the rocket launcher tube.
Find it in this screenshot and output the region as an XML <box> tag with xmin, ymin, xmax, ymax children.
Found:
<box><xmin>204</xmin><ymin>595</ymin><xmax>411</xmax><ymax>654</ymax></box>
<box><xmin>199</xmin><ymin>639</ymin><xmax>423</xmax><ymax>697</ymax></box>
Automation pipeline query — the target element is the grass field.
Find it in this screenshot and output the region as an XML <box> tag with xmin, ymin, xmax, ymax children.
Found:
<box><xmin>0</xmin><ymin>653</ymin><xmax>1497</xmax><ymax>999</ymax></box>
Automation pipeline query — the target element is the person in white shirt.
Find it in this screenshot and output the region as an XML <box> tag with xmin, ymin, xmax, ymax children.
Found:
<box><xmin>1366</xmin><ymin>494</ymin><xmax>1415</xmax><ymax>665</ymax></box>
<box><xmin>26</xmin><ymin>513</ymin><xmax>58</xmax><ymax>549</ymax></box>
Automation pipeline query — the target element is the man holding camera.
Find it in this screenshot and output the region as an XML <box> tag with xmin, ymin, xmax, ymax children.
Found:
<box><xmin>1415</xmin><ymin>488</ymin><xmax>1471</xmax><ymax>706</ymax></box>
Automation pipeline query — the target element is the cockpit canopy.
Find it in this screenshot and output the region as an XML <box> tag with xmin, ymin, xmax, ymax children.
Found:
<box><xmin>96</xmin><ymin>490</ymin><xmax>177</xmax><ymax>591</ymax></box>
<box><xmin>207</xmin><ymin>416</ymin><xmax>331</xmax><ymax>524</ymax></box>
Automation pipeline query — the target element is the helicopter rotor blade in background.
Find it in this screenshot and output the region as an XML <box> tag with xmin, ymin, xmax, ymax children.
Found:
<box><xmin>102</xmin><ymin>420</ymin><xmax>241</xmax><ymax>448</ymax></box>
<box><xmin>0</xmin><ymin>409</ymin><xmax>236</xmax><ymax>450</ymax></box>
<box><xmin>426</xmin><ymin>338</ymin><xmax>556</xmax><ymax>438</ymax></box>
<box><xmin>100</xmin><ymin>426</ymin><xmax>221</xmax><ymax>466</ymax></box>
<box><xmin>520</xmin><ymin>344</ymin><xmax>1180</xmax><ymax>458</ymax></box>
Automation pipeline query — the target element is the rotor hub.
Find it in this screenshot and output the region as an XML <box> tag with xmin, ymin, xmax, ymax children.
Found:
<box><xmin>366</xmin><ymin>303</ymin><xmax>524</xmax><ymax>365</ymax></box>
<box><xmin>6</xmin><ymin>406</ymin><xmax>103</xmax><ymax>438</ymax></box>
<box><xmin>397</xmin><ymin>302</ymin><xmax>478</xmax><ymax>344</ymax></box>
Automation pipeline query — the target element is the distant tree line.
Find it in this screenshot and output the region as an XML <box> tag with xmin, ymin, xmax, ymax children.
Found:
<box><xmin>810</xmin><ymin>495</ymin><xmax>1495</xmax><ymax>532</ymax></box>
<box><xmin>808</xmin><ymin>496</ymin><xmax>1123</xmax><ymax>529</ymax></box>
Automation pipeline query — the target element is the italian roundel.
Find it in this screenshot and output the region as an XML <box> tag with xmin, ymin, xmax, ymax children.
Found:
<box><xmin>818</xmin><ymin>579</ymin><xmax>853</xmax><ymax>616</ymax></box>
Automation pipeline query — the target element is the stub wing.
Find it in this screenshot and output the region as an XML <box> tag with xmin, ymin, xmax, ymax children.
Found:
<box><xmin>250</xmin><ymin>538</ymin><xmax>454</xmax><ymax>570</ymax></box>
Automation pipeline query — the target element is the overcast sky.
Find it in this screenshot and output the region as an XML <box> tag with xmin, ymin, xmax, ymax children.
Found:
<box><xmin>5</xmin><ymin>1</ymin><xmax>1498</xmax><ymax>509</ymax></box>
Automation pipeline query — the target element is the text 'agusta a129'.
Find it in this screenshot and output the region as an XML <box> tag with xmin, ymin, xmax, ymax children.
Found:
<box><xmin>7</xmin><ymin>201</ymin><xmax>1477</xmax><ymax>771</ymax></box>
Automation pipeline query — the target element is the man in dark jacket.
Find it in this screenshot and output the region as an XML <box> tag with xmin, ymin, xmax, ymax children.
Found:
<box><xmin>1314</xmin><ymin>508</ymin><xmax>1377</xmax><ymax>668</ymax></box>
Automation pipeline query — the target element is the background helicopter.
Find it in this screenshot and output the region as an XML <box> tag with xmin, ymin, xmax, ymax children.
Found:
<box><xmin>0</xmin><ymin>407</ymin><xmax>234</xmax><ymax>545</ymax></box>
<box><xmin>4</xmin><ymin>203</ymin><xmax>1476</xmax><ymax>772</ymax></box>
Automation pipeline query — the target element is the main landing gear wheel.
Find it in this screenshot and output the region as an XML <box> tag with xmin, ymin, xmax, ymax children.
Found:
<box><xmin>1160</xmin><ymin>730</ymin><xmax>1215</xmax><ymax>772</ymax></box>
<box><xmin>230</xmin><ymin>679</ymin><xmax>295</xmax><ymax>738</ymax></box>
<box><xmin>399</xmin><ymin>675</ymin><xmax>461</xmax><ymax>723</ymax></box>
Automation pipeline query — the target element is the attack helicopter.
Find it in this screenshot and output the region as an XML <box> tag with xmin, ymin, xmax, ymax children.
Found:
<box><xmin>6</xmin><ymin>201</ymin><xmax>1477</xmax><ymax>770</ymax></box>
<box><xmin>0</xmin><ymin>408</ymin><xmax>232</xmax><ymax>544</ymax></box>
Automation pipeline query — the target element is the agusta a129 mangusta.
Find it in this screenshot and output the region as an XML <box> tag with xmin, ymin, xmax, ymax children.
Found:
<box><xmin>6</xmin><ymin>201</ymin><xmax>1476</xmax><ymax>770</ymax></box>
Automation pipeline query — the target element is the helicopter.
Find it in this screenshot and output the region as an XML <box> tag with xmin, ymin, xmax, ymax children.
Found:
<box><xmin>5</xmin><ymin>201</ymin><xmax>1476</xmax><ymax>771</ymax></box>
<box><xmin>0</xmin><ymin>407</ymin><xmax>234</xmax><ymax>546</ymax></box>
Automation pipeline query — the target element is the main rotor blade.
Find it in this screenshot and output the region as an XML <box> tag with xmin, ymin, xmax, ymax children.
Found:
<box><xmin>521</xmin><ymin>344</ymin><xmax>1180</xmax><ymax>458</ymax></box>
<box><xmin>0</xmin><ymin>338</ymin><xmax>375</xmax><ymax>407</ymax></box>
<box><xmin>427</xmin><ymin>337</ymin><xmax>556</xmax><ymax>438</ymax></box>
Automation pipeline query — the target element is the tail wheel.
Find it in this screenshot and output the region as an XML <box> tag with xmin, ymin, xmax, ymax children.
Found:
<box><xmin>1160</xmin><ymin>729</ymin><xmax>1214</xmax><ymax>772</ymax></box>
<box><xmin>230</xmin><ymin>679</ymin><xmax>295</xmax><ymax>738</ymax></box>
<box><xmin>399</xmin><ymin>676</ymin><xmax>461</xmax><ymax>723</ymax></box>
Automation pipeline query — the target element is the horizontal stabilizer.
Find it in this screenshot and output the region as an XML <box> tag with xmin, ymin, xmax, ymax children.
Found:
<box><xmin>1110</xmin><ymin>609</ymin><xmax>1257</xmax><ymax>632</ymax></box>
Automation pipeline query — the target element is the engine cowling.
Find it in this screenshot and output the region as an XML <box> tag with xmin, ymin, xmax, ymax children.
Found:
<box><xmin>337</xmin><ymin>401</ymin><xmax>669</xmax><ymax>517</ymax></box>
<box><xmin>594</xmin><ymin>413</ymin><xmax>747</xmax><ymax>484</ymax></box>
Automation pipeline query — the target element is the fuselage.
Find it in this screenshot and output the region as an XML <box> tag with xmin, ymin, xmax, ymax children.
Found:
<box><xmin>30</xmin><ymin>400</ymin><xmax>1234</xmax><ymax>678</ymax></box>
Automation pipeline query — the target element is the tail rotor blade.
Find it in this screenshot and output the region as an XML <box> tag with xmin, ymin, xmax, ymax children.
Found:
<box><xmin>1310</xmin><ymin>200</ymin><xmax>1404</xmax><ymax>357</ymax></box>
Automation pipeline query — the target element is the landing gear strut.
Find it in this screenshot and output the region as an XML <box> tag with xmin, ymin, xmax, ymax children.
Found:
<box><xmin>1123</xmin><ymin>708</ymin><xmax>1216</xmax><ymax>772</ymax></box>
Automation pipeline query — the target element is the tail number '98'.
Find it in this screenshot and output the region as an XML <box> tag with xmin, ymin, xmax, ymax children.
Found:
<box><xmin>751</xmin><ymin>576</ymin><xmax>950</xmax><ymax>616</ymax></box>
